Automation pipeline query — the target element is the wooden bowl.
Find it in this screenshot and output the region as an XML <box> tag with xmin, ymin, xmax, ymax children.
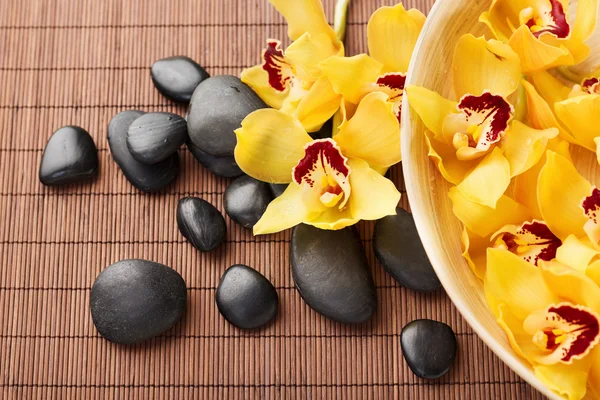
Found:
<box><xmin>402</xmin><ymin>1</ymin><xmax>599</xmax><ymax>399</ymax></box>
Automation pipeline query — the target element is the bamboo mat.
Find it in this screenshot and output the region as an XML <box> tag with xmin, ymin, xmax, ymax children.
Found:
<box><xmin>0</xmin><ymin>0</ymin><xmax>545</xmax><ymax>398</ymax></box>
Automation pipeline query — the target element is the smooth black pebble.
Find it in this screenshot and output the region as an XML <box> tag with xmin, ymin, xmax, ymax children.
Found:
<box><xmin>187</xmin><ymin>75</ymin><xmax>267</xmax><ymax>157</ymax></box>
<box><xmin>127</xmin><ymin>112</ymin><xmax>188</xmax><ymax>164</ymax></box>
<box><xmin>291</xmin><ymin>225</ymin><xmax>376</xmax><ymax>324</ymax></box>
<box><xmin>187</xmin><ymin>140</ymin><xmax>244</xmax><ymax>179</ymax></box>
<box><xmin>216</xmin><ymin>264</ymin><xmax>278</xmax><ymax>329</ymax></box>
<box><xmin>373</xmin><ymin>208</ymin><xmax>441</xmax><ymax>292</ymax></box>
<box><xmin>224</xmin><ymin>175</ymin><xmax>272</xmax><ymax>228</ymax></box>
<box><xmin>39</xmin><ymin>126</ymin><xmax>98</xmax><ymax>186</ymax></box>
<box><xmin>177</xmin><ymin>197</ymin><xmax>226</xmax><ymax>252</ymax></box>
<box><xmin>269</xmin><ymin>183</ymin><xmax>288</xmax><ymax>198</ymax></box>
<box><xmin>90</xmin><ymin>259</ymin><xmax>187</xmax><ymax>344</ymax></box>
<box><xmin>151</xmin><ymin>56</ymin><xmax>209</xmax><ymax>103</ymax></box>
<box><xmin>401</xmin><ymin>319</ymin><xmax>457</xmax><ymax>379</ymax></box>
<box><xmin>309</xmin><ymin>118</ymin><xmax>333</xmax><ymax>140</ymax></box>
<box><xmin>108</xmin><ymin>111</ymin><xmax>180</xmax><ymax>192</ymax></box>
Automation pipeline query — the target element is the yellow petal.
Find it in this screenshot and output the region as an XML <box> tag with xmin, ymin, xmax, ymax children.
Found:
<box><xmin>496</xmin><ymin>302</ymin><xmax>540</xmax><ymax>363</ymax></box>
<box><xmin>540</xmin><ymin>260</ymin><xmax>600</xmax><ymax>313</ymax></box>
<box><xmin>293</xmin><ymin>76</ymin><xmax>342</xmax><ymax>133</ymax></box>
<box><xmin>449</xmin><ymin>187</ymin><xmax>531</xmax><ymax>237</ymax></box>
<box><xmin>538</xmin><ymin>151</ymin><xmax>591</xmax><ymax>240</ymax></box>
<box><xmin>240</xmin><ymin>64</ymin><xmax>288</xmax><ymax>109</ymax></box>
<box><xmin>346</xmin><ymin>158</ymin><xmax>401</xmax><ymax>222</ymax></box>
<box><xmin>305</xmin><ymin>206</ymin><xmax>358</xmax><ymax>230</ymax></box>
<box><xmin>534</xmin><ymin>362</ymin><xmax>590</xmax><ymax>400</ymax></box>
<box><xmin>500</xmin><ymin>120</ymin><xmax>558</xmax><ymax>177</ymax></box>
<box><xmin>528</xmin><ymin>70</ymin><xmax>573</xmax><ymax>107</ymax></box>
<box><xmin>588</xmin><ymin>347</ymin><xmax>600</xmax><ymax>399</ymax></box>
<box><xmin>456</xmin><ymin>147</ymin><xmax>511</xmax><ymax>208</ymax></box>
<box><xmin>486</xmin><ymin>248</ymin><xmax>559</xmax><ymax>320</ymax></box>
<box><xmin>596</xmin><ymin>137</ymin><xmax>600</xmax><ymax>165</ymax></box>
<box><xmin>522</xmin><ymin>79</ymin><xmax>575</xmax><ymax>143</ymax></box>
<box><xmin>513</xmin><ymin>138</ymin><xmax>571</xmax><ymax>220</ymax></box>
<box><xmin>479</xmin><ymin>0</ymin><xmax>519</xmax><ymax>42</ymax></box>
<box><xmin>452</xmin><ymin>34</ymin><xmax>521</xmax><ymax>99</ymax></box>
<box><xmin>367</xmin><ymin>3</ymin><xmax>426</xmax><ymax>73</ymax></box>
<box><xmin>461</xmin><ymin>227</ymin><xmax>489</xmax><ymax>280</ymax></box>
<box><xmin>285</xmin><ymin>32</ymin><xmax>341</xmax><ymax>82</ymax></box>
<box><xmin>334</xmin><ymin>92</ymin><xmax>400</xmax><ymax>168</ymax></box>
<box><xmin>405</xmin><ymin>85</ymin><xmax>458</xmax><ymax>143</ymax></box>
<box><xmin>508</xmin><ymin>25</ymin><xmax>574</xmax><ymax>73</ymax></box>
<box><xmin>234</xmin><ymin>109</ymin><xmax>312</xmax><ymax>183</ymax></box>
<box><xmin>269</xmin><ymin>0</ymin><xmax>338</xmax><ymax>42</ymax></box>
<box><xmin>556</xmin><ymin>235</ymin><xmax>600</xmax><ymax>274</ymax></box>
<box><xmin>555</xmin><ymin>95</ymin><xmax>600</xmax><ymax>152</ymax></box>
<box><xmin>572</xmin><ymin>0</ymin><xmax>600</xmax><ymax>44</ymax></box>
<box><xmin>319</xmin><ymin>54</ymin><xmax>383</xmax><ymax>105</ymax></box>
<box><xmin>424</xmin><ymin>133</ymin><xmax>479</xmax><ymax>185</ymax></box>
<box><xmin>253</xmin><ymin>183</ymin><xmax>320</xmax><ymax>235</ymax></box>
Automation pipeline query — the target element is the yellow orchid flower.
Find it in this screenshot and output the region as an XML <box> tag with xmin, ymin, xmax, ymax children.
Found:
<box><xmin>486</xmin><ymin>249</ymin><xmax>600</xmax><ymax>400</ymax></box>
<box><xmin>234</xmin><ymin>92</ymin><xmax>401</xmax><ymax>235</ymax></box>
<box><xmin>317</xmin><ymin>3</ymin><xmax>426</xmax><ymax>149</ymax></box>
<box><xmin>480</xmin><ymin>0</ymin><xmax>600</xmax><ymax>73</ymax></box>
<box><xmin>240</xmin><ymin>0</ymin><xmax>344</xmax><ymax>133</ymax></box>
<box><xmin>407</xmin><ymin>34</ymin><xmax>558</xmax><ymax>208</ymax></box>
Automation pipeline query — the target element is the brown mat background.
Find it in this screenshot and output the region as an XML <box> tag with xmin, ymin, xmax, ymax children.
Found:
<box><xmin>0</xmin><ymin>0</ymin><xmax>545</xmax><ymax>398</ymax></box>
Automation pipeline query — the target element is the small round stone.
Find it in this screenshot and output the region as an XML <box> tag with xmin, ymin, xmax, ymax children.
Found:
<box><xmin>187</xmin><ymin>75</ymin><xmax>267</xmax><ymax>157</ymax></box>
<box><xmin>224</xmin><ymin>175</ymin><xmax>272</xmax><ymax>228</ymax></box>
<box><xmin>374</xmin><ymin>208</ymin><xmax>441</xmax><ymax>292</ymax></box>
<box><xmin>90</xmin><ymin>259</ymin><xmax>187</xmax><ymax>344</ymax></box>
<box><xmin>127</xmin><ymin>112</ymin><xmax>188</xmax><ymax>164</ymax></box>
<box><xmin>177</xmin><ymin>197</ymin><xmax>226</xmax><ymax>252</ymax></box>
<box><xmin>401</xmin><ymin>319</ymin><xmax>457</xmax><ymax>379</ymax></box>
<box><xmin>216</xmin><ymin>264</ymin><xmax>278</xmax><ymax>329</ymax></box>
<box><xmin>151</xmin><ymin>56</ymin><xmax>209</xmax><ymax>103</ymax></box>
<box><xmin>39</xmin><ymin>126</ymin><xmax>98</xmax><ymax>186</ymax></box>
<box><xmin>187</xmin><ymin>140</ymin><xmax>244</xmax><ymax>179</ymax></box>
<box><xmin>291</xmin><ymin>225</ymin><xmax>376</xmax><ymax>324</ymax></box>
<box><xmin>309</xmin><ymin>118</ymin><xmax>333</xmax><ymax>140</ymax></box>
<box><xmin>269</xmin><ymin>183</ymin><xmax>288</xmax><ymax>198</ymax></box>
<box><xmin>107</xmin><ymin>111</ymin><xmax>179</xmax><ymax>192</ymax></box>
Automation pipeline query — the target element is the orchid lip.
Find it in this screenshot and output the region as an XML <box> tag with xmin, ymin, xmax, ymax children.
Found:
<box><xmin>524</xmin><ymin>0</ymin><xmax>571</xmax><ymax>39</ymax></box>
<box><xmin>376</xmin><ymin>73</ymin><xmax>406</xmax><ymax>122</ymax></box>
<box><xmin>457</xmin><ymin>92</ymin><xmax>513</xmax><ymax>150</ymax></box>
<box><xmin>582</xmin><ymin>77</ymin><xmax>600</xmax><ymax>94</ymax></box>
<box><xmin>492</xmin><ymin>220</ymin><xmax>562</xmax><ymax>266</ymax></box>
<box><xmin>262</xmin><ymin>39</ymin><xmax>292</xmax><ymax>92</ymax></box>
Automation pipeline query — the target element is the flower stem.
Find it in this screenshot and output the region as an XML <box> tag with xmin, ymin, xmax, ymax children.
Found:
<box><xmin>334</xmin><ymin>0</ymin><xmax>351</xmax><ymax>42</ymax></box>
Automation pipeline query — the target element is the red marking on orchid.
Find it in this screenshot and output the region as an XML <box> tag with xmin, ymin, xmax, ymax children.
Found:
<box><xmin>547</xmin><ymin>304</ymin><xmax>600</xmax><ymax>362</ymax></box>
<box><xmin>376</xmin><ymin>73</ymin><xmax>406</xmax><ymax>122</ymax></box>
<box><xmin>582</xmin><ymin>188</ymin><xmax>600</xmax><ymax>223</ymax></box>
<box><xmin>293</xmin><ymin>139</ymin><xmax>349</xmax><ymax>187</ymax></box>
<box><xmin>458</xmin><ymin>92</ymin><xmax>512</xmax><ymax>146</ymax></box>
<box><xmin>582</xmin><ymin>78</ymin><xmax>600</xmax><ymax>94</ymax></box>
<box><xmin>527</xmin><ymin>0</ymin><xmax>571</xmax><ymax>39</ymax></box>
<box><xmin>262</xmin><ymin>40</ymin><xmax>291</xmax><ymax>92</ymax></box>
<box><xmin>500</xmin><ymin>221</ymin><xmax>561</xmax><ymax>266</ymax></box>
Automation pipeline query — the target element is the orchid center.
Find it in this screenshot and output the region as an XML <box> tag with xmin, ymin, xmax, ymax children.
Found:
<box><xmin>492</xmin><ymin>221</ymin><xmax>562</xmax><ymax>266</ymax></box>
<box><xmin>376</xmin><ymin>73</ymin><xmax>407</xmax><ymax>122</ymax></box>
<box><xmin>518</xmin><ymin>1</ymin><xmax>571</xmax><ymax>39</ymax></box>
<box><xmin>582</xmin><ymin>78</ymin><xmax>600</xmax><ymax>95</ymax></box>
<box><xmin>292</xmin><ymin>139</ymin><xmax>352</xmax><ymax>211</ymax></box>
<box><xmin>524</xmin><ymin>303</ymin><xmax>600</xmax><ymax>364</ymax></box>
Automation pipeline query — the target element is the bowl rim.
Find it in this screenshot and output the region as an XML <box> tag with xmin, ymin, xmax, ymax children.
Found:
<box><xmin>401</xmin><ymin>0</ymin><xmax>560</xmax><ymax>398</ymax></box>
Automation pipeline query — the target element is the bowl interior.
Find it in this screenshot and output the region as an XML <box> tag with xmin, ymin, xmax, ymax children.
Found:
<box><xmin>401</xmin><ymin>0</ymin><xmax>599</xmax><ymax>399</ymax></box>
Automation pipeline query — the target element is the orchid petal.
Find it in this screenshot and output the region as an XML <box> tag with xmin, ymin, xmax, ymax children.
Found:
<box><xmin>555</xmin><ymin>95</ymin><xmax>600</xmax><ymax>152</ymax></box>
<box><xmin>269</xmin><ymin>0</ymin><xmax>337</xmax><ymax>42</ymax></box>
<box><xmin>367</xmin><ymin>3</ymin><xmax>426</xmax><ymax>73</ymax></box>
<box><xmin>462</xmin><ymin>227</ymin><xmax>490</xmax><ymax>279</ymax></box>
<box><xmin>234</xmin><ymin>109</ymin><xmax>312</xmax><ymax>183</ymax></box>
<box><xmin>334</xmin><ymin>92</ymin><xmax>401</xmax><ymax>168</ymax></box>
<box><xmin>293</xmin><ymin>76</ymin><xmax>342</xmax><ymax>133</ymax></box>
<box><xmin>456</xmin><ymin>147</ymin><xmax>511</xmax><ymax>208</ymax></box>
<box><xmin>508</xmin><ymin>25</ymin><xmax>574</xmax><ymax>73</ymax></box>
<box><xmin>485</xmin><ymin>248</ymin><xmax>559</xmax><ymax>320</ymax></box>
<box><xmin>492</xmin><ymin>220</ymin><xmax>562</xmax><ymax>266</ymax></box>
<box><xmin>529</xmin><ymin>70</ymin><xmax>573</xmax><ymax>107</ymax></box>
<box><xmin>424</xmin><ymin>133</ymin><xmax>479</xmax><ymax>185</ymax></box>
<box><xmin>500</xmin><ymin>120</ymin><xmax>558</xmax><ymax>177</ymax></box>
<box><xmin>285</xmin><ymin>32</ymin><xmax>341</xmax><ymax>82</ymax></box>
<box><xmin>449</xmin><ymin>187</ymin><xmax>531</xmax><ymax>237</ymax></box>
<box><xmin>452</xmin><ymin>34</ymin><xmax>521</xmax><ymax>99</ymax></box>
<box><xmin>538</xmin><ymin>151</ymin><xmax>592</xmax><ymax>240</ymax></box>
<box><xmin>405</xmin><ymin>85</ymin><xmax>458</xmax><ymax>143</ymax></box>
<box><xmin>319</xmin><ymin>54</ymin><xmax>383</xmax><ymax>105</ymax></box>
<box><xmin>556</xmin><ymin>235</ymin><xmax>600</xmax><ymax>274</ymax></box>
<box><xmin>534</xmin><ymin>362</ymin><xmax>590</xmax><ymax>400</ymax></box>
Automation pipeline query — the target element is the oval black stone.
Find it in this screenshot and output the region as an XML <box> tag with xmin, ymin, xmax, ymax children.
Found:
<box><xmin>177</xmin><ymin>197</ymin><xmax>226</xmax><ymax>252</ymax></box>
<box><xmin>108</xmin><ymin>110</ymin><xmax>180</xmax><ymax>192</ymax></box>
<box><xmin>291</xmin><ymin>225</ymin><xmax>377</xmax><ymax>324</ymax></box>
<box><xmin>269</xmin><ymin>183</ymin><xmax>288</xmax><ymax>198</ymax></box>
<box><xmin>187</xmin><ymin>140</ymin><xmax>244</xmax><ymax>179</ymax></box>
<box><xmin>151</xmin><ymin>56</ymin><xmax>209</xmax><ymax>103</ymax></box>
<box><xmin>39</xmin><ymin>126</ymin><xmax>98</xmax><ymax>186</ymax></box>
<box><xmin>90</xmin><ymin>259</ymin><xmax>187</xmax><ymax>344</ymax></box>
<box><xmin>187</xmin><ymin>75</ymin><xmax>267</xmax><ymax>157</ymax></box>
<box><xmin>373</xmin><ymin>208</ymin><xmax>441</xmax><ymax>292</ymax></box>
<box><xmin>216</xmin><ymin>264</ymin><xmax>278</xmax><ymax>329</ymax></box>
<box><xmin>224</xmin><ymin>175</ymin><xmax>272</xmax><ymax>229</ymax></box>
<box><xmin>127</xmin><ymin>112</ymin><xmax>188</xmax><ymax>164</ymax></box>
<box><xmin>401</xmin><ymin>319</ymin><xmax>457</xmax><ymax>379</ymax></box>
